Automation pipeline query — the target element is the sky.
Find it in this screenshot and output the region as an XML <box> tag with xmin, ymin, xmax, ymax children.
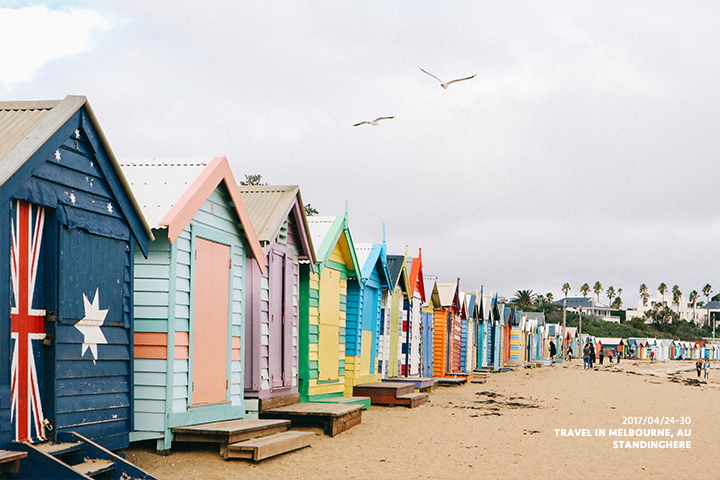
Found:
<box><xmin>2</xmin><ymin>1</ymin><xmax>720</xmax><ymax>306</ymax></box>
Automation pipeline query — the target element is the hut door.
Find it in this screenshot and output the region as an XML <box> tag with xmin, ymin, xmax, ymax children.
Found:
<box><xmin>10</xmin><ymin>200</ymin><xmax>48</xmax><ymax>443</ymax></box>
<box><xmin>318</xmin><ymin>268</ymin><xmax>340</xmax><ymax>381</ymax></box>
<box><xmin>268</xmin><ymin>250</ymin><xmax>287</xmax><ymax>388</ymax></box>
<box><xmin>192</xmin><ymin>238</ymin><xmax>229</xmax><ymax>405</ymax></box>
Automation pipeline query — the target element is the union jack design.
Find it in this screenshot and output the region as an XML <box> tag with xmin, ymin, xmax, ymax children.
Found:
<box><xmin>10</xmin><ymin>199</ymin><xmax>47</xmax><ymax>443</ymax></box>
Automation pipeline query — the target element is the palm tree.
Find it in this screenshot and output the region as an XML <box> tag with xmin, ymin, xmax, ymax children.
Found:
<box><xmin>580</xmin><ymin>283</ymin><xmax>590</xmax><ymax>298</ymax></box>
<box><xmin>593</xmin><ymin>281</ymin><xmax>603</xmax><ymax>302</ymax></box>
<box><xmin>606</xmin><ymin>286</ymin><xmax>616</xmax><ymax>306</ymax></box>
<box><xmin>611</xmin><ymin>297</ymin><xmax>622</xmax><ymax>309</ymax></box>
<box><xmin>546</xmin><ymin>292</ymin><xmax>554</xmax><ymax>303</ymax></box>
<box><xmin>561</xmin><ymin>283</ymin><xmax>570</xmax><ymax>358</ymax></box>
<box><xmin>703</xmin><ymin>284</ymin><xmax>712</xmax><ymax>329</ymax></box>
<box><xmin>639</xmin><ymin>284</ymin><xmax>649</xmax><ymax>306</ymax></box>
<box><xmin>511</xmin><ymin>289</ymin><xmax>537</xmax><ymax>308</ymax></box>
<box><xmin>658</xmin><ymin>283</ymin><xmax>667</xmax><ymax>306</ymax></box>
<box><xmin>689</xmin><ymin>290</ymin><xmax>698</xmax><ymax>323</ymax></box>
<box><xmin>671</xmin><ymin>285</ymin><xmax>681</xmax><ymax>315</ymax></box>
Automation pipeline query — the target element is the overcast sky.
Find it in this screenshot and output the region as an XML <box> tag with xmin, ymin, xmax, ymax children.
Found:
<box><xmin>2</xmin><ymin>1</ymin><xmax>720</xmax><ymax>306</ymax></box>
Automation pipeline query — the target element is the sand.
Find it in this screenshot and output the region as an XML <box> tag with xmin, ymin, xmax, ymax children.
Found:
<box><xmin>124</xmin><ymin>359</ymin><xmax>718</xmax><ymax>479</ymax></box>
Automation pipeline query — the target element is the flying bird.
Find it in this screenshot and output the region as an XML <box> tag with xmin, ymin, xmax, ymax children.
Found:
<box><xmin>353</xmin><ymin>116</ymin><xmax>394</xmax><ymax>127</ymax></box>
<box><xmin>418</xmin><ymin>66</ymin><xmax>476</xmax><ymax>89</ymax></box>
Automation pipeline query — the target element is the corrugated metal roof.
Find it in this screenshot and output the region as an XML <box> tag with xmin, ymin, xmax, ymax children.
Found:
<box><xmin>307</xmin><ymin>215</ymin><xmax>340</xmax><ymax>258</ymax></box>
<box><xmin>436</xmin><ymin>282</ymin><xmax>457</xmax><ymax>307</ymax></box>
<box><xmin>354</xmin><ymin>242</ymin><xmax>374</xmax><ymax>269</ymax></box>
<box><xmin>238</xmin><ymin>185</ymin><xmax>299</xmax><ymax>243</ymax></box>
<box><xmin>0</xmin><ymin>101</ymin><xmax>59</xmax><ymax>162</ymax></box>
<box><xmin>387</xmin><ymin>255</ymin><xmax>405</xmax><ymax>287</ymax></box>
<box><xmin>120</xmin><ymin>161</ymin><xmax>208</xmax><ymax>229</ymax></box>
<box><xmin>0</xmin><ymin>96</ymin><xmax>153</xmax><ymax>250</ymax></box>
<box><xmin>423</xmin><ymin>275</ymin><xmax>437</xmax><ymax>305</ymax></box>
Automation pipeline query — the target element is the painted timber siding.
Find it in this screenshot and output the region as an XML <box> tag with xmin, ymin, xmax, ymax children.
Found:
<box><xmin>301</xmin><ymin>240</ymin><xmax>352</xmax><ymax>400</ymax></box>
<box><xmin>433</xmin><ymin>308</ymin><xmax>448</xmax><ymax>378</ymax></box>
<box><xmin>131</xmin><ymin>186</ymin><xmax>247</xmax><ymax>450</ymax></box>
<box><xmin>245</xmin><ymin>215</ymin><xmax>301</xmax><ymax>398</ymax></box>
<box><xmin>377</xmin><ymin>290</ymin><xmax>391</xmax><ymax>378</ymax></box>
<box><xmin>345</xmin><ymin>246</ymin><xmax>386</xmax><ymax>392</ymax></box>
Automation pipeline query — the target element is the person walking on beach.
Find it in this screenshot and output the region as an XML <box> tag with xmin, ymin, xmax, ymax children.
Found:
<box><xmin>650</xmin><ymin>350</ymin><xmax>655</xmax><ymax>362</ymax></box>
<box><xmin>550</xmin><ymin>340</ymin><xmax>557</xmax><ymax>359</ymax></box>
<box><xmin>696</xmin><ymin>359</ymin><xmax>703</xmax><ymax>378</ymax></box>
<box><xmin>607</xmin><ymin>349</ymin><xmax>614</xmax><ymax>363</ymax></box>
<box><xmin>703</xmin><ymin>359</ymin><xmax>710</xmax><ymax>379</ymax></box>
<box><xmin>616</xmin><ymin>349</ymin><xmax>621</xmax><ymax>363</ymax></box>
<box><xmin>583</xmin><ymin>343</ymin><xmax>591</xmax><ymax>370</ymax></box>
<box><xmin>599</xmin><ymin>348</ymin><xmax>604</xmax><ymax>365</ymax></box>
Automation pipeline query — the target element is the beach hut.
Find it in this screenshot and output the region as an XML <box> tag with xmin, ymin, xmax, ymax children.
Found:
<box><xmin>237</xmin><ymin>185</ymin><xmax>316</xmax><ymax>413</ymax></box>
<box><xmin>0</xmin><ymin>97</ymin><xmax>152</xmax><ymax>451</ymax></box>
<box><xmin>433</xmin><ymin>280</ymin><xmax>465</xmax><ymax>378</ymax></box>
<box><xmin>421</xmin><ymin>275</ymin><xmax>438</xmax><ymax>377</ymax></box>
<box><xmin>121</xmin><ymin>157</ymin><xmax>265</xmax><ymax>451</ymax></box>
<box><xmin>403</xmin><ymin>252</ymin><xmax>426</xmax><ymax>377</ymax></box>
<box><xmin>378</xmin><ymin>253</ymin><xmax>410</xmax><ymax>379</ymax></box>
<box><xmin>344</xmin><ymin>239</ymin><xmax>392</xmax><ymax>392</ymax></box>
<box><xmin>300</xmin><ymin>211</ymin><xmax>362</xmax><ymax>401</ymax></box>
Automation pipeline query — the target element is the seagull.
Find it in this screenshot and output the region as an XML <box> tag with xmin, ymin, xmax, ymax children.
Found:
<box><xmin>418</xmin><ymin>66</ymin><xmax>476</xmax><ymax>89</ymax></box>
<box><xmin>353</xmin><ymin>116</ymin><xmax>394</xmax><ymax>127</ymax></box>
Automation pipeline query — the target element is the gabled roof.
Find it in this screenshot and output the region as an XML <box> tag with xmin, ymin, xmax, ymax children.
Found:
<box><xmin>237</xmin><ymin>185</ymin><xmax>315</xmax><ymax>265</ymax></box>
<box><xmin>423</xmin><ymin>275</ymin><xmax>438</xmax><ymax>308</ymax></box>
<box><xmin>436</xmin><ymin>280</ymin><xmax>460</xmax><ymax>308</ymax></box>
<box><xmin>121</xmin><ymin>156</ymin><xmax>265</xmax><ymax>273</ymax></box>
<box><xmin>387</xmin><ymin>252</ymin><xmax>410</xmax><ymax>294</ymax></box>
<box><xmin>406</xmin><ymin>249</ymin><xmax>426</xmax><ymax>303</ymax></box>
<box><xmin>307</xmin><ymin>211</ymin><xmax>361</xmax><ymax>279</ymax></box>
<box><xmin>0</xmin><ymin>95</ymin><xmax>152</xmax><ymax>253</ymax></box>
<box><xmin>355</xmin><ymin>242</ymin><xmax>391</xmax><ymax>290</ymax></box>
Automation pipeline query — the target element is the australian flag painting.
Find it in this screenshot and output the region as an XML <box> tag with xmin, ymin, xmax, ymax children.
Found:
<box><xmin>10</xmin><ymin>199</ymin><xmax>48</xmax><ymax>443</ymax></box>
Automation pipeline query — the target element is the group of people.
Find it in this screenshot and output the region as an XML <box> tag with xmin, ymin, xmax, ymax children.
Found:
<box><xmin>580</xmin><ymin>342</ymin><xmax>622</xmax><ymax>370</ymax></box>
<box><xmin>695</xmin><ymin>359</ymin><xmax>711</xmax><ymax>379</ymax></box>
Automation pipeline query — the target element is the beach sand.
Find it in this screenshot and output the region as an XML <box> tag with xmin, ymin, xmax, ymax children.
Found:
<box><xmin>124</xmin><ymin>359</ymin><xmax>717</xmax><ymax>479</ymax></box>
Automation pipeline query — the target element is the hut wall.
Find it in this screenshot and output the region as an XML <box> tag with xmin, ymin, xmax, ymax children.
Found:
<box><xmin>245</xmin><ymin>216</ymin><xmax>300</xmax><ymax>399</ymax></box>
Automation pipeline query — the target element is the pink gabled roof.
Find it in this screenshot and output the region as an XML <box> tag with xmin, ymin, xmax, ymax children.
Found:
<box><xmin>159</xmin><ymin>156</ymin><xmax>265</xmax><ymax>274</ymax></box>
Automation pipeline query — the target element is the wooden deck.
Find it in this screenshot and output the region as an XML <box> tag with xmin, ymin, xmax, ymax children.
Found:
<box><xmin>0</xmin><ymin>450</ymin><xmax>27</xmax><ymax>474</ymax></box>
<box><xmin>309</xmin><ymin>395</ymin><xmax>372</xmax><ymax>409</ymax></box>
<box><xmin>260</xmin><ymin>402</ymin><xmax>363</xmax><ymax>436</ymax></box>
<box><xmin>172</xmin><ymin>418</ymin><xmax>291</xmax><ymax>444</ymax></box>
<box><xmin>437</xmin><ymin>376</ymin><xmax>469</xmax><ymax>386</ymax></box>
<box><xmin>353</xmin><ymin>381</ymin><xmax>429</xmax><ymax>407</ymax></box>
<box><xmin>383</xmin><ymin>377</ymin><xmax>438</xmax><ymax>392</ymax></box>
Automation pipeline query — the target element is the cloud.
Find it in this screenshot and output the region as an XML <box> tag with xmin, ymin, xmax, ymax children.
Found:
<box><xmin>0</xmin><ymin>5</ymin><xmax>112</xmax><ymax>86</ymax></box>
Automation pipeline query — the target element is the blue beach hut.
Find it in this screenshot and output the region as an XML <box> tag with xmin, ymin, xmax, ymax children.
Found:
<box><xmin>0</xmin><ymin>96</ymin><xmax>152</xmax><ymax>450</ymax></box>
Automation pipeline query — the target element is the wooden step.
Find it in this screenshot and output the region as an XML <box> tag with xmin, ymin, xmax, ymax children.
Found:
<box><xmin>72</xmin><ymin>458</ymin><xmax>114</xmax><ymax>477</ymax></box>
<box><xmin>260</xmin><ymin>402</ymin><xmax>363</xmax><ymax>436</ymax></box>
<box><xmin>223</xmin><ymin>431</ymin><xmax>314</xmax><ymax>461</ymax></box>
<box><xmin>173</xmin><ymin>418</ymin><xmax>291</xmax><ymax>444</ymax></box>
<box><xmin>395</xmin><ymin>392</ymin><xmax>429</xmax><ymax>408</ymax></box>
<box><xmin>34</xmin><ymin>441</ymin><xmax>82</xmax><ymax>456</ymax></box>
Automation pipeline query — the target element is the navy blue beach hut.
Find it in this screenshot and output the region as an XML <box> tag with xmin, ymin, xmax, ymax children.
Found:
<box><xmin>0</xmin><ymin>96</ymin><xmax>152</xmax><ymax>453</ymax></box>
